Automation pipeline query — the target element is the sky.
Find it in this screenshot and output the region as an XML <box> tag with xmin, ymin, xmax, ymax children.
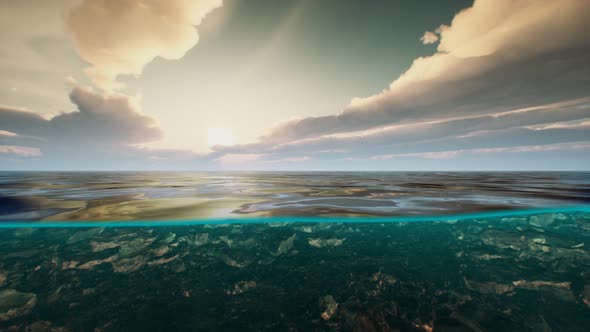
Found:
<box><xmin>0</xmin><ymin>0</ymin><xmax>589</xmax><ymax>171</ymax></box>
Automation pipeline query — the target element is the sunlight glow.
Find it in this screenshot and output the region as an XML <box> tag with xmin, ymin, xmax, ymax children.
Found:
<box><xmin>207</xmin><ymin>126</ymin><xmax>237</xmax><ymax>148</ymax></box>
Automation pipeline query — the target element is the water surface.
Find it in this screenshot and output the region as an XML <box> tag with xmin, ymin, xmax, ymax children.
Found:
<box><xmin>1</xmin><ymin>172</ymin><xmax>588</xmax><ymax>221</ymax></box>
<box><xmin>0</xmin><ymin>172</ymin><xmax>589</xmax><ymax>331</ymax></box>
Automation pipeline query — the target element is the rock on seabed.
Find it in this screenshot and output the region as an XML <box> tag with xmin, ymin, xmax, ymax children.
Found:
<box><xmin>0</xmin><ymin>289</ymin><xmax>37</xmax><ymax>321</ymax></box>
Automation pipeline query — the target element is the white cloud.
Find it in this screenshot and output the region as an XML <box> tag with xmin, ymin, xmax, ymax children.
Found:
<box><xmin>0</xmin><ymin>145</ymin><xmax>41</xmax><ymax>157</ymax></box>
<box><xmin>371</xmin><ymin>142</ymin><xmax>590</xmax><ymax>161</ymax></box>
<box><xmin>435</xmin><ymin>0</ymin><xmax>590</xmax><ymax>58</ymax></box>
<box><xmin>0</xmin><ymin>130</ymin><xmax>17</xmax><ymax>137</ymax></box>
<box><xmin>65</xmin><ymin>0</ymin><xmax>223</xmax><ymax>89</ymax></box>
<box><xmin>372</xmin><ymin>151</ymin><xmax>459</xmax><ymax>160</ymax></box>
<box><xmin>197</xmin><ymin>1</ymin><xmax>590</xmax><ymax>170</ymax></box>
<box><xmin>216</xmin><ymin>97</ymin><xmax>590</xmax><ymax>157</ymax></box>
<box><xmin>259</xmin><ymin>0</ymin><xmax>590</xmax><ymax>145</ymax></box>
<box><xmin>2</xmin><ymin>0</ymin><xmax>589</xmax><ymax>170</ymax></box>
<box><xmin>420</xmin><ymin>31</ymin><xmax>439</xmax><ymax>44</ymax></box>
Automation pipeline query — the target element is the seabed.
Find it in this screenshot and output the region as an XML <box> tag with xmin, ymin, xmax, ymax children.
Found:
<box><xmin>1</xmin><ymin>208</ymin><xmax>590</xmax><ymax>331</ymax></box>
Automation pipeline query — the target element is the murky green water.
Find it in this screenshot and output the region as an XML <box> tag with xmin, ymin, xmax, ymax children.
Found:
<box><xmin>1</xmin><ymin>210</ymin><xmax>590</xmax><ymax>331</ymax></box>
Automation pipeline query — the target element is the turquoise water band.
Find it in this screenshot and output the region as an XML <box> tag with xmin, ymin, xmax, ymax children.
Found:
<box><xmin>0</xmin><ymin>205</ymin><xmax>589</xmax><ymax>228</ymax></box>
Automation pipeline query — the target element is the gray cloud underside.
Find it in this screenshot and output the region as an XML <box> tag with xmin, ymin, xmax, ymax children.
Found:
<box><xmin>214</xmin><ymin>97</ymin><xmax>590</xmax><ymax>156</ymax></box>
<box><xmin>0</xmin><ymin>86</ymin><xmax>165</xmax><ymax>167</ymax></box>
<box><xmin>0</xmin><ymin>86</ymin><xmax>213</xmax><ymax>169</ymax></box>
<box><xmin>0</xmin><ymin>87</ymin><xmax>162</xmax><ymax>146</ymax></box>
<box><xmin>219</xmin><ymin>126</ymin><xmax>590</xmax><ymax>161</ymax></box>
<box><xmin>208</xmin><ymin>0</ymin><xmax>590</xmax><ymax>167</ymax></box>
<box><xmin>2</xmin><ymin>0</ymin><xmax>590</xmax><ymax>170</ymax></box>
<box><xmin>261</xmin><ymin>47</ymin><xmax>590</xmax><ymax>144</ymax></box>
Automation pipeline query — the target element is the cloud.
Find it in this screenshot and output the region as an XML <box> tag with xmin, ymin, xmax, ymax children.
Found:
<box><xmin>0</xmin><ymin>85</ymin><xmax>162</xmax><ymax>154</ymax></box>
<box><xmin>124</xmin><ymin>0</ymin><xmax>590</xmax><ymax>171</ymax></box>
<box><xmin>420</xmin><ymin>31</ymin><xmax>439</xmax><ymax>44</ymax></box>
<box><xmin>2</xmin><ymin>0</ymin><xmax>589</xmax><ymax>171</ymax></box>
<box><xmin>0</xmin><ymin>130</ymin><xmax>18</xmax><ymax>138</ymax></box>
<box><xmin>62</xmin><ymin>86</ymin><xmax>163</xmax><ymax>144</ymax></box>
<box><xmin>372</xmin><ymin>151</ymin><xmax>459</xmax><ymax>160</ymax></box>
<box><xmin>65</xmin><ymin>0</ymin><xmax>223</xmax><ymax>89</ymax></box>
<box><xmin>0</xmin><ymin>85</ymin><xmax>208</xmax><ymax>169</ymax></box>
<box><xmin>371</xmin><ymin>142</ymin><xmax>590</xmax><ymax>161</ymax></box>
<box><xmin>435</xmin><ymin>0</ymin><xmax>589</xmax><ymax>58</ymax></box>
<box><xmin>208</xmin><ymin>99</ymin><xmax>590</xmax><ymax>170</ymax></box>
<box><xmin>0</xmin><ymin>1</ymin><xmax>88</xmax><ymax>115</ymax></box>
<box><xmin>205</xmin><ymin>0</ymin><xmax>589</xmax><ymax>169</ymax></box>
<box><xmin>216</xmin><ymin>97</ymin><xmax>590</xmax><ymax>157</ymax></box>
<box><xmin>0</xmin><ymin>145</ymin><xmax>41</xmax><ymax>157</ymax></box>
<box><xmin>258</xmin><ymin>0</ymin><xmax>590</xmax><ymax>145</ymax></box>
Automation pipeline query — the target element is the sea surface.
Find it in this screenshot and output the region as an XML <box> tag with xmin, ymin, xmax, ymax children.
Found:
<box><xmin>0</xmin><ymin>172</ymin><xmax>589</xmax><ymax>331</ymax></box>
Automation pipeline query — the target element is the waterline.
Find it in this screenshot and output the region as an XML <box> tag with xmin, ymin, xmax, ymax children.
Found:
<box><xmin>1</xmin><ymin>205</ymin><xmax>589</xmax><ymax>228</ymax></box>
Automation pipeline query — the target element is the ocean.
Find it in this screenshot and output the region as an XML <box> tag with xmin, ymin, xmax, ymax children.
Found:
<box><xmin>0</xmin><ymin>172</ymin><xmax>589</xmax><ymax>331</ymax></box>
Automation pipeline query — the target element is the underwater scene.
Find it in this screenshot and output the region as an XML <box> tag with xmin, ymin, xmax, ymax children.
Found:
<box><xmin>0</xmin><ymin>172</ymin><xmax>589</xmax><ymax>331</ymax></box>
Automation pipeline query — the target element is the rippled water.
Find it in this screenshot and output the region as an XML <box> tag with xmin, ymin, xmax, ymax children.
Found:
<box><xmin>1</xmin><ymin>172</ymin><xmax>589</xmax><ymax>221</ymax></box>
<box><xmin>0</xmin><ymin>172</ymin><xmax>589</xmax><ymax>331</ymax></box>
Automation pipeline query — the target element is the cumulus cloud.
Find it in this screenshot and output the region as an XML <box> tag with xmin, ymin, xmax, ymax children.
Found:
<box><xmin>65</xmin><ymin>0</ymin><xmax>223</xmax><ymax>89</ymax></box>
<box><xmin>0</xmin><ymin>85</ymin><xmax>162</xmax><ymax>154</ymax></box>
<box><xmin>257</xmin><ymin>0</ymin><xmax>590</xmax><ymax>145</ymax></box>
<box><xmin>434</xmin><ymin>0</ymin><xmax>590</xmax><ymax>58</ymax></box>
<box><xmin>3</xmin><ymin>0</ymin><xmax>589</xmax><ymax>170</ymax></box>
<box><xmin>62</xmin><ymin>86</ymin><xmax>163</xmax><ymax>144</ymax></box>
<box><xmin>179</xmin><ymin>0</ymin><xmax>590</xmax><ymax>170</ymax></box>
<box><xmin>420</xmin><ymin>31</ymin><xmax>439</xmax><ymax>44</ymax></box>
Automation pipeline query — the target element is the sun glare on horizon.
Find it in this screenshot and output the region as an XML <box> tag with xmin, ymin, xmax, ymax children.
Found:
<box><xmin>207</xmin><ymin>126</ymin><xmax>237</xmax><ymax>148</ymax></box>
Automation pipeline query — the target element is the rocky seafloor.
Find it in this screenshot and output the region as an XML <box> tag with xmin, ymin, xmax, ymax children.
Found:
<box><xmin>1</xmin><ymin>211</ymin><xmax>590</xmax><ymax>331</ymax></box>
